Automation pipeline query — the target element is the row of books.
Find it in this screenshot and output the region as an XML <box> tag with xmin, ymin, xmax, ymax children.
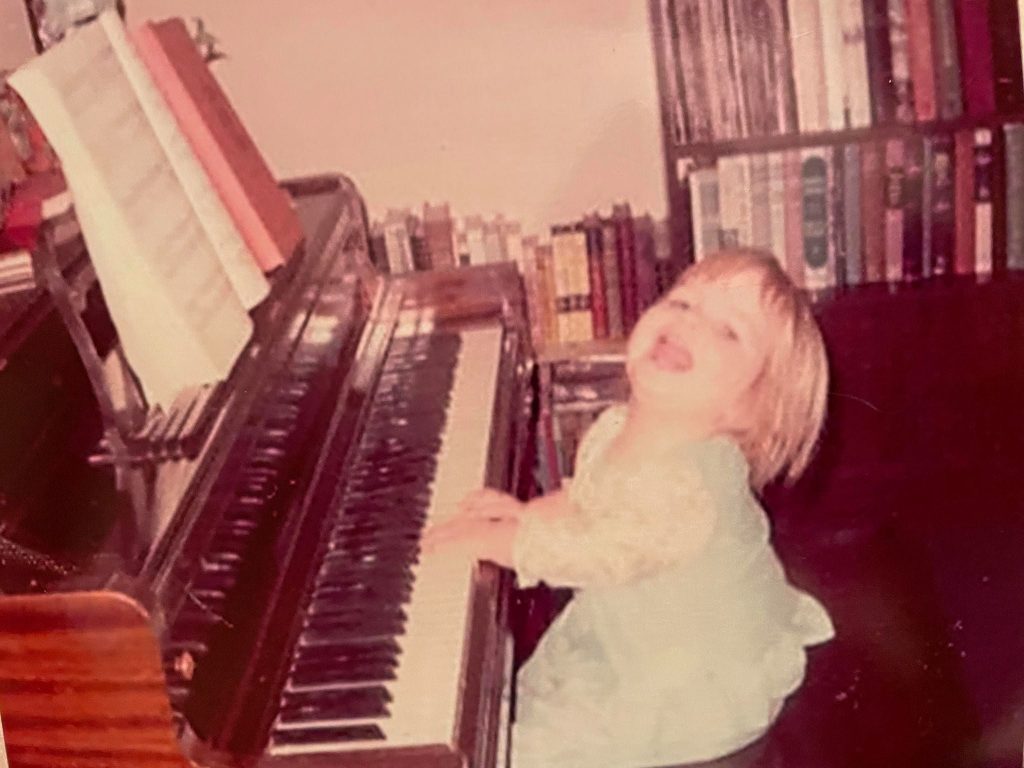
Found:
<box><xmin>657</xmin><ymin>0</ymin><xmax>1024</xmax><ymax>144</ymax></box>
<box><xmin>7</xmin><ymin>11</ymin><xmax>303</xmax><ymax>406</ymax></box>
<box><xmin>368</xmin><ymin>206</ymin><xmax>523</xmax><ymax>274</ymax></box>
<box><xmin>681</xmin><ymin>123</ymin><xmax>1024</xmax><ymax>289</ymax></box>
<box><xmin>368</xmin><ymin>201</ymin><xmax>680</xmax><ymax>351</ymax></box>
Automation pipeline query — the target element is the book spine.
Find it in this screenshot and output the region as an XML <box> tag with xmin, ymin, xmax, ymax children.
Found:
<box><xmin>659</xmin><ymin>0</ymin><xmax>689</xmax><ymax>143</ymax></box>
<box><xmin>767</xmin><ymin>152</ymin><xmax>789</xmax><ymax>266</ymax></box>
<box><xmin>901</xmin><ymin>136</ymin><xmax>925</xmax><ymax>282</ymax></box>
<box><xmin>838</xmin><ymin>0</ymin><xmax>873</xmax><ymax>128</ymax></box>
<box><xmin>862</xmin><ymin>0</ymin><xmax>896</xmax><ymax>124</ymax></box>
<box><xmin>633</xmin><ymin>216</ymin><xmax>660</xmax><ymax>310</ymax></box>
<box><xmin>860</xmin><ymin>140</ymin><xmax>887</xmax><ymax>282</ymax></box>
<box><xmin>678</xmin><ymin>0</ymin><xmax>716</xmax><ymax>141</ymax></box>
<box><xmin>601</xmin><ymin>219</ymin><xmax>625</xmax><ymax>338</ymax></box>
<box><xmin>783</xmin><ymin>149</ymin><xmax>806</xmax><ymax>286</ymax></box>
<box><xmin>829</xmin><ymin>145</ymin><xmax>847</xmax><ymax>286</ymax></box>
<box><xmin>520</xmin><ymin>238</ymin><xmax>543</xmax><ymax>349</ymax></box>
<box><xmin>883</xmin><ymin>138</ymin><xmax>905</xmax><ymax>283</ymax></box>
<box><xmin>718</xmin><ymin>155</ymin><xmax>753</xmax><ymax>247</ymax></box>
<box><xmin>749</xmin><ymin>153</ymin><xmax>772</xmax><ymax>249</ymax></box>
<box><xmin>613</xmin><ymin>205</ymin><xmax>639</xmax><ymax>332</ymax></box>
<box><xmin>973</xmin><ymin>127</ymin><xmax>995</xmax><ymax>275</ymax></box>
<box><xmin>954</xmin><ymin>0</ymin><xmax>997</xmax><ymax>117</ymax></box>
<box><xmin>903</xmin><ymin>0</ymin><xmax>937</xmax><ymax>121</ymax></box>
<box><xmin>820</xmin><ymin>0</ymin><xmax>850</xmax><ymax>130</ymax></box>
<box><xmin>766</xmin><ymin>0</ymin><xmax>800</xmax><ymax>134</ymax></box>
<box><xmin>953</xmin><ymin>129</ymin><xmax>977</xmax><ymax>274</ymax></box>
<box><xmin>582</xmin><ymin>217</ymin><xmax>609</xmax><ymax>339</ymax></box>
<box><xmin>927</xmin><ymin>133</ymin><xmax>956</xmax><ymax>277</ymax></box>
<box><xmin>536</xmin><ymin>243</ymin><xmax>560</xmax><ymax>346</ymax></box>
<box><xmin>886</xmin><ymin>0</ymin><xmax>916</xmax><ymax>123</ymax></box>
<box><xmin>688</xmin><ymin>167</ymin><xmax>722</xmax><ymax>260</ymax></box>
<box><xmin>550</xmin><ymin>228</ymin><xmax>574</xmax><ymax>343</ymax></box>
<box><xmin>788</xmin><ymin>0</ymin><xmax>830</xmax><ymax>132</ymax></box>
<box><xmin>931</xmin><ymin>0</ymin><xmax>964</xmax><ymax>119</ymax></box>
<box><xmin>800</xmin><ymin>148</ymin><xmax>831</xmax><ymax>289</ymax></box>
<box><xmin>697</xmin><ymin>3</ymin><xmax>734</xmax><ymax>138</ymax></box>
<box><xmin>843</xmin><ymin>143</ymin><xmax>863</xmax><ymax>284</ymax></box>
<box><xmin>988</xmin><ymin>0</ymin><xmax>1024</xmax><ymax>113</ymax></box>
<box><xmin>1004</xmin><ymin>124</ymin><xmax>1024</xmax><ymax>270</ymax></box>
<box><xmin>921</xmin><ymin>136</ymin><xmax>934</xmax><ymax>278</ymax></box>
<box><xmin>990</xmin><ymin>123</ymin><xmax>1007</xmax><ymax>273</ymax></box>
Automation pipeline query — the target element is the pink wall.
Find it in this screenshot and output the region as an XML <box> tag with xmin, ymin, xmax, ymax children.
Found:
<box><xmin>127</xmin><ymin>1</ymin><xmax>667</xmax><ymax>237</ymax></box>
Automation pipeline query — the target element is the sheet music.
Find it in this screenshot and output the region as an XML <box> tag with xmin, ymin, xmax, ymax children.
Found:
<box><xmin>101</xmin><ymin>12</ymin><xmax>270</xmax><ymax>311</ymax></box>
<box><xmin>9</xmin><ymin>13</ymin><xmax>252</xmax><ymax>407</ymax></box>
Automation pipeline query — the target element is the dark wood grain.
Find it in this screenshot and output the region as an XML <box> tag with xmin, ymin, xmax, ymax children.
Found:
<box><xmin>0</xmin><ymin>591</ymin><xmax>187</xmax><ymax>768</ymax></box>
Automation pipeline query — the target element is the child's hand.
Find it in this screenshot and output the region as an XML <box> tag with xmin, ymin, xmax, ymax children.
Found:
<box><xmin>420</xmin><ymin>489</ymin><xmax>524</xmax><ymax>567</ymax></box>
<box><xmin>458</xmin><ymin>488</ymin><xmax>524</xmax><ymax>523</ymax></box>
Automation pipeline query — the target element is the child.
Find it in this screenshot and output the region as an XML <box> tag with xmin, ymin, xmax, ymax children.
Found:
<box><xmin>424</xmin><ymin>249</ymin><xmax>834</xmax><ymax>767</ymax></box>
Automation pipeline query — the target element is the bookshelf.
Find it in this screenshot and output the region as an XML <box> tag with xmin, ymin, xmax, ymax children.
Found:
<box><xmin>648</xmin><ymin>0</ymin><xmax>1024</xmax><ymax>284</ymax></box>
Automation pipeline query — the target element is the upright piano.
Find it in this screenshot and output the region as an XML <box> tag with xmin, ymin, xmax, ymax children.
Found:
<box><xmin>0</xmin><ymin>175</ymin><xmax>535</xmax><ymax>767</ymax></box>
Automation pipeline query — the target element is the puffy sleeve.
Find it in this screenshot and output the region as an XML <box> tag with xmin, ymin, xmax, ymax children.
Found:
<box><xmin>514</xmin><ymin>426</ymin><xmax>724</xmax><ymax>589</ymax></box>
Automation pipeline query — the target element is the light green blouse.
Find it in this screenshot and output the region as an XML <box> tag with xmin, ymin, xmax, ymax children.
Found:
<box><xmin>512</xmin><ymin>405</ymin><xmax>833</xmax><ymax>768</ymax></box>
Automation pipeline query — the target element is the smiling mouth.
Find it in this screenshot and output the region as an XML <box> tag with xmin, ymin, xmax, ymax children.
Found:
<box><xmin>650</xmin><ymin>335</ymin><xmax>693</xmax><ymax>371</ymax></box>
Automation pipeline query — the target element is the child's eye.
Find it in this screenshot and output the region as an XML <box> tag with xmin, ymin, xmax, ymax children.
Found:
<box><xmin>667</xmin><ymin>298</ymin><xmax>690</xmax><ymax>311</ymax></box>
<box><xmin>722</xmin><ymin>325</ymin><xmax>739</xmax><ymax>341</ymax></box>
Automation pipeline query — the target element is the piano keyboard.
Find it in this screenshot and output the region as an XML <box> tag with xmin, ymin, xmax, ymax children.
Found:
<box><xmin>268</xmin><ymin>323</ymin><xmax>503</xmax><ymax>757</ymax></box>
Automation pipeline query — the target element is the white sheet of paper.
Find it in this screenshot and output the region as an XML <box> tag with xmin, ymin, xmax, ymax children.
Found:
<box><xmin>9</xmin><ymin>13</ymin><xmax>253</xmax><ymax>407</ymax></box>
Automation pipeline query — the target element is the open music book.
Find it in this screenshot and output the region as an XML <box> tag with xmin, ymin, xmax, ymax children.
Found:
<box><xmin>8</xmin><ymin>10</ymin><xmax>270</xmax><ymax>407</ymax></box>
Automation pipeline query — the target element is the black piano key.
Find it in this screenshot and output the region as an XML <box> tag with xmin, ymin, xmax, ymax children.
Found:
<box><xmin>293</xmin><ymin>637</ymin><xmax>400</xmax><ymax>664</ymax></box>
<box><xmin>271</xmin><ymin>723</ymin><xmax>386</xmax><ymax>746</ymax></box>
<box><xmin>300</xmin><ymin>616</ymin><xmax>406</xmax><ymax>645</ymax></box>
<box><xmin>279</xmin><ymin>685</ymin><xmax>392</xmax><ymax>724</ymax></box>
<box><xmin>289</xmin><ymin>660</ymin><xmax>397</xmax><ymax>689</ymax></box>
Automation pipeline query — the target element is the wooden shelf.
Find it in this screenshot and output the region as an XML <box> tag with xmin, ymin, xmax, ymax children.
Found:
<box><xmin>537</xmin><ymin>337</ymin><xmax>627</xmax><ymax>364</ymax></box>
<box><xmin>674</xmin><ymin>111</ymin><xmax>1024</xmax><ymax>163</ymax></box>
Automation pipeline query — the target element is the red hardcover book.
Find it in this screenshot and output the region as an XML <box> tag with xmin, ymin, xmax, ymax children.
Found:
<box><xmin>903</xmin><ymin>0</ymin><xmax>937</xmax><ymax>121</ymax></box>
<box><xmin>953</xmin><ymin>0</ymin><xmax>997</xmax><ymax>117</ymax></box>
<box><xmin>132</xmin><ymin>18</ymin><xmax>304</xmax><ymax>271</ymax></box>
<box><xmin>953</xmin><ymin>129</ymin><xmax>977</xmax><ymax>274</ymax></box>
<box><xmin>582</xmin><ymin>215</ymin><xmax>609</xmax><ymax>340</ymax></box>
<box><xmin>860</xmin><ymin>141</ymin><xmax>887</xmax><ymax>283</ymax></box>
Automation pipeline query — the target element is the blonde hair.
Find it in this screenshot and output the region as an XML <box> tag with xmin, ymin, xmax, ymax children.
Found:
<box><xmin>677</xmin><ymin>248</ymin><xmax>829</xmax><ymax>491</ymax></box>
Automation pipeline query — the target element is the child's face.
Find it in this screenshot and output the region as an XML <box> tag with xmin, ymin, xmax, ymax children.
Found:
<box><xmin>626</xmin><ymin>274</ymin><xmax>772</xmax><ymax>432</ymax></box>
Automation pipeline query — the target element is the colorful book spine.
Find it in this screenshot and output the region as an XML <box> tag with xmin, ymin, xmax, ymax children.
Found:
<box><xmin>718</xmin><ymin>155</ymin><xmax>753</xmax><ymax>247</ymax></box>
<box><xmin>838</xmin><ymin>0</ymin><xmax>873</xmax><ymax>128</ymax></box>
<box><xmin>819</xmin><ymin>0</ymin><xmax>850</xmax><ymax>130</ymax></box>
<box><xmin>829</xmin><ymin>145</ymin><xmax>847</xmax><ymax>286</ymax></box>
<box><xmin>783</xmin><ymin>149</ymin><xmax>806</xmax><ymax>286</ymax></box>
<box><xmin>688</xmin><ymin>166</ymin><xmax>722</xmax><ymax>260</ymax></box>
<box><xmin>973</xmin><ymin>128</ymin><xmax>995</xmax><ymax>275</ymax></box>
<box><xmin>954</xmin><ymin>0</ymin><xmax>997</xmax><ymax>117</ymax></box>
<box><xmin>901</xmin><ymin>137</ymin><xmax>925</xmax><ymax>282</ymax></box>
<box><xmin>860</xmin><ymin>140</ymin><xmax>887</xmax><ymax>282</ymax></box>
<box><xmin>767</xmin><ymin>152</ymin><xmax>789</xmax><ymax>267</ymax></box>
<box><xmin>903</xmin><ymin>0</ymin><xmax>937</xmax><ymax>121</ymax></box>
<box><xmin>883</xmin><ymin>138</ymin><xmax>905</xmax><ymax>283</ymax></box>
<box><xmin>612</xmin><ymin>204</ymin><xmax>638</xmax><ymax>332</ymax></box>
<box><xmin>551</xmin><ymin>227</ymin><xmax>575</xmax><ymax>342</ymax></box>
<box><xmin>800</xmin><ymin>148</ymin><xmax>831</xmax><ymax>289</ymax></box>
<box><xmin>1004</xmin><ymin>124</ymin><xmax>1024</xmax><ymax>270</ymax></box>
<box><xmin>863</xmin><ymin>0</ymin><xmax>896</xmax><ymax>124</ymax></box>
<box><xmin>926</xmin><ymin>133</ymin><xmax>956</xmax><ymax>277</ymax></box>
<box><xmin>931</xmin><ymin>0</ymin><xmax>964</xmax><ymax>119</ymax></box>
<box><xmin>886</xmin><ymin>0</ymin><xmax>916</xmax><ymax>123</ymax></box>
<box><xmin>536</xmin><ymin>243</ymin><xmax>559</xmax><ymax>346</ymax></box>
<box><xmin>953</xmin><ymin>129</ymin><xmax>977</xmax><ymax>274</ymax></box>
<box><xmin>989</xmin><ymin>0</ymin><xmax>1024</xmax><ymax>113</ymax></box>
<box><xmin>582</xmin><ymin>215</ymin><xmax>609</xmax><ymax>339</ymax></box>
<box><xmin>600</xmin><ymin>218</ymin><xmax>624</xmax><ymax>338</ymax></box>
<box><xmin>788</xmin><ymin>0</ymin><xmax>830</xmax><ymax>132</ymax></box>
<box><xmin>749</xmin><ymin>153</ymin><xmax>772</xmax><ymax>249</ymax></box>
<box><xmin>843</xmin><ymin>143</ymin><xmax>863</xmax><ymax>284</ymax></box>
